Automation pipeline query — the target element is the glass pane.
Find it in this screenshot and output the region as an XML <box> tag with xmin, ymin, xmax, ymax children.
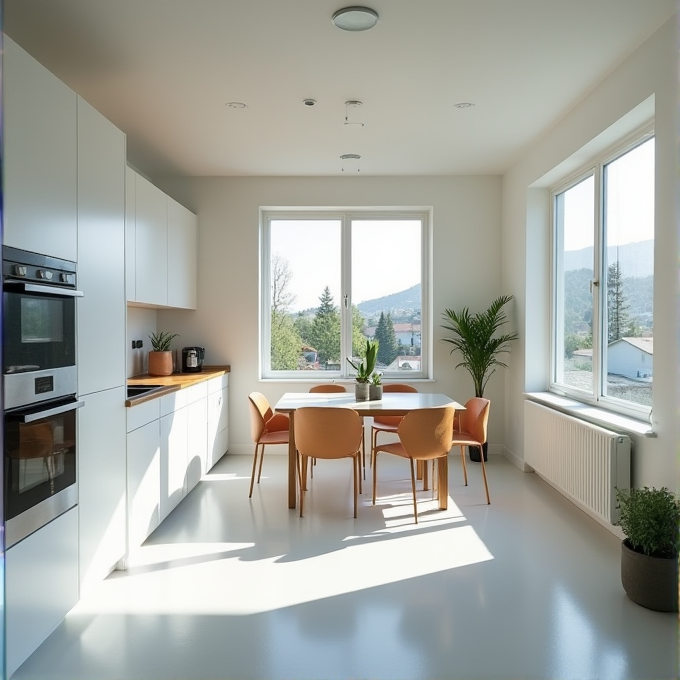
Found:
<box><xmin>269</xmin><ymin>220</ymin><xmax>341</xmax><ymax>371</ymax></box>
<box><xmin>603</xmin><ymin>138</ymin><xmax>654</xmax><ymax>407</ymax></box>
<box><xmin>351</xmin><ymin>219</ymin><xmax>422</xmax><ymax>374</ymax></box>
<box><xmin>554</xmin><ymin>176</ymin><xmax>594</xmax><ymax>394</ymax></box>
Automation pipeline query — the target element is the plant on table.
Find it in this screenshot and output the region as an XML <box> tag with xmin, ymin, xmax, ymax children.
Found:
<box><xmin>148</xmin><ymin>331</ymin><xmax>179</xmax><ymax>376</ymax></box>
<box><xmin>149</xmin><ymin>331</ymin><xmax>179</xmax><ymax>352</ymax></box>
<box><xmin>347</xmin><ymin>338</ymin><xmax>378</xmax><ymax>383</ymax></box>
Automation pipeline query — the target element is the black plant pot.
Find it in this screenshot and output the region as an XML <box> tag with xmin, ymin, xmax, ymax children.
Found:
<box><xmin>468</xmin><ymin>442</ymin><xmax>488</xmax><ymax>462</ymax></box>
<box><xmin>621</xmin><ymin>539</ymin><xmax>679</xmax><ymax>612</ymax></box>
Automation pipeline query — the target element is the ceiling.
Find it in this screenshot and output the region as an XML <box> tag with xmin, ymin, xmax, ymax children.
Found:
<box><xmin>4</xmin><ymin>0</ymin><xmax>676</xmax><ymax>178</ymax></box>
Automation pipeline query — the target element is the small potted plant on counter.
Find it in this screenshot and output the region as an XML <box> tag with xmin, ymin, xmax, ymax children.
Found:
<box><xmin>615</xmin><ymin>486</ymin><xmax>679</xmax><ymax>612</ymax></box>
<box><xmin>148</xmin><ymin>331</ymin><xmax>179</xmax><ymax>376</ymax></box>
<box><xmin>347</xmin><ymin>339</ymin><xmax>378</xmax><ymax>401</ymax></box>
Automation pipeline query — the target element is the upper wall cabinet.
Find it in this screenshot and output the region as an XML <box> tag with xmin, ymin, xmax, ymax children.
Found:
<box><xmin>126</xmin><ymin>168</ymin><xmax>197</xmax><ymax>310</ymax></box>
<box><xmin>4</xmin><ymin>36</ymin><xmax>78</xmax><ymax>261</ymax></box>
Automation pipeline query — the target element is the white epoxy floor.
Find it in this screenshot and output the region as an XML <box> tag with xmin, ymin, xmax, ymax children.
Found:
<box><xmin>11</xmin><ymin>451</ymin><xmax>678</xmax><ymax>680</ymax></box>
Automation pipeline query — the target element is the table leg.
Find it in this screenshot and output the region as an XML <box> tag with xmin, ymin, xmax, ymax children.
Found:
<box><xmin>288</xmin><ymin>411</ymin><xmax>297</xmax><ymax>509</ymax></box>
<box><xmin>437</xmin><ymin>456</ymin><xmax>448</xmax><ymax>510</ymax></box>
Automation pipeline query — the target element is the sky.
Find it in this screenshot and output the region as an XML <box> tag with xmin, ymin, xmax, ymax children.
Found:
<box><xmin>270</xmin><ymin>219</ymin><xmax>421</xmax><ymax>312</ymax></box>
<box><xmin>562</xmin><ymin>137</ymin><xmax>654</xmax><ymax>252</ymax></box>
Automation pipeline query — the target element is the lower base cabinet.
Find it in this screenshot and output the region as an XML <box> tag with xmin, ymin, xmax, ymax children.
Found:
<box><xmin>6</xmin><ymin>508</ymin><xmax>79</xmax><ymax>678</ymax></box>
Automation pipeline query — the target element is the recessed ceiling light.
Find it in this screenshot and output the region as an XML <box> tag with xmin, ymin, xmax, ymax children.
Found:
<box><xmin>332</xmin><ymin>6</ymin><xmax>379</xmax><ymax>31</ymax></box>
<box><xmin>226</xmin><ymin>102</ymin><xmax>247</xmax><ymax>109</ymax></box>
<box><xmin>303</xmin><ymin>99</ymin><xmax>317</xmax><ymax>107</ymax></box>
<box><xmin>453</xmin><ymin>102</ymin><xmax>475</xmax><ymax>109</ymax></box>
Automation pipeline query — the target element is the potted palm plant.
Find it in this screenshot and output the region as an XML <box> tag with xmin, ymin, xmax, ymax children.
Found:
<box><xmin>347</xmin><ymin>339</ymin><xmax>378</xmax><ymax>401</ymax></box>
<box><xmin>615</xmin><ymin>486</ymin><xmax>679</xmax><ymax>612</ymax></box>
<box><xmin>148</xmin><ymin>331</ymin><xmax>178</xmax><ymax>376</ymax></box>
<box><xmin>441</xmin><ymin>294</ymin><xmax>518</xmax><ymax>461</ymax></box>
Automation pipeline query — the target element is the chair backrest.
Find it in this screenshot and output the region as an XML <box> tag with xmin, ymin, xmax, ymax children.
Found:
<box><xmin>294</xmin><ymin>407</ymin><xmax>362</xmax><ymax>460</ymax></box>
<box><xmin>460</xmin><ymin>398</ymin><xmax>490</xmax><ymax>445</ymax></box>
<box><xmin>309</xmin><ymin>384</ymin><xmax>347</xmax><ymax>393</ymax></box>
<box><xmin>375</xmin><ymin>383</ymin><xmax>418</xmax><ymax>425</ymax></box>
<box><xmin>382</xmin><ymin>383</ymin><xmax>418</xmax><ymax>393</ymax></box>
<box><xmin>248</xmin><ymin>392</ymin><xmax>274</xmax><ymax>442</ymax></box>
<box><xmin>397</xmin><ymin>407</ymin><xmax>455</xmax><ymax>460</ymax></box>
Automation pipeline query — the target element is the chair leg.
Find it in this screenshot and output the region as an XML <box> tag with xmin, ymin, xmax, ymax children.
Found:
<box><xmin>372</xmin><ymin>451</ymin><xmax>378</xmax><ymax>505</ymax></box>
<box><xmin>257</xmin><ymin>442</ymin><xmax>266</xmax><ymax>483</ymax></box>
<box><xmin>353</xmin><ymin>455</ymin><xmax>358</xmax><ymax>518</ymax></box>
<box><xmin>249</xmin><ymin>443</ymin><xmax>261</xmax><ymax>498</ymax></box>
<box><xmin>438</xmin><ymin>455</ymin><xmax>449</xmax><ymax>510</ymax></box>
<box><xmin>299</xmin><ymin>454</ymin><xmax>306</xmax><ymax>517</ymax></box>
<box><xmin>479</xmin><ymin>447</ymin><xmax>490</xmax><ymax>504</ymax></box>
<box><xmin>458</xmin><ymin>444</ymin><xmax>468</xmax><ymax>486</ymax></box>
<box><xmin>409</xmin><ymin>458</ymin><xmax>418</xmax><ymax>524</ymax></box>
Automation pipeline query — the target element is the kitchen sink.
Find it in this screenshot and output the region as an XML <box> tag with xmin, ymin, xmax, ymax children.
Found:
<box><xmin>126</xmin><ymin>384</ymin><xmax>165</xmax><ymax>399</ymax></box>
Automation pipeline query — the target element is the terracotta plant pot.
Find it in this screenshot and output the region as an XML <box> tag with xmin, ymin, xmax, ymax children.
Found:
<box><xmin>148</xmin><ymin>351</ymin><xmax>173</xmax><ymax>376</ymax></box>
<box><xmin>621</xmin><ymin>539</ymin><xmax>679</xmax><ymax>612</ymax></box>
<box><xmin>355</xmin><ymin>382</ymin><xmax>369</xmax><ymax>401</ymax></box>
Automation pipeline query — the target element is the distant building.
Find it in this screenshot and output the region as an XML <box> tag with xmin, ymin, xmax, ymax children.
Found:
<box><xmin>608</xmin><ymin>337</ymin><xmax>653</xmax><ymax>380</ymax></box>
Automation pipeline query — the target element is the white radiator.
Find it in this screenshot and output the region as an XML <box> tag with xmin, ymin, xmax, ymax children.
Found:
<box><xmin>524</xmin><ymin>400</ymin><xmax>631</xmax><ymax>526</ymax></box>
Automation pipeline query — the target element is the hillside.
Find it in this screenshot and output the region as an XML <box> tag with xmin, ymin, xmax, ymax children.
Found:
<box><xmin>565</xmin><ymin>240</ymin><xmax>653</xmax><ymax>278</ymax></box>
<box><xmin>357</xmin><ymin>284</ymin><xmax>421</xmax><ymax>318</ymax></box>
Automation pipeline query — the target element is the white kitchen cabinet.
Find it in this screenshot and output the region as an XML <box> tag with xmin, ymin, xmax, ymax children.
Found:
<box><xmin>126</xmin><ymin>401</ymin><xmax>161</xmax><ymax>550</ymax></box>
<box><xmin>134</xmin><ymin>172</ymin><xmax>168</xmax><ymax>306</ymax></box>
<box><xmin>127</xmin><ymin>168</ymin><xmax>197</xmax><ymax>309</ymax></box>
<box><xmin>78</xmin><ymin>387</ymin><xmax>127</xmax><ymax>595</ymax></box>
<box><xmin>185</xmin><ymin>382</ymin><xmax>209</xmax><ymax>493</ymax></box>
<box><xmin>207</xmin><ymin>374</ymin><xmax>229</xmax><ymax>470</ymax></box>
<box><xmin>4</xmin><ymin>36</ymin><xmax>78</xmax><ymax>261</ymax></box>
<box><xmin>77</xmin><ymin>96</ymin><xmax>127</xmax><ymax>395</ymax></box>
<box><xmin>167</xmin><ymin>196</ymin><xmax>198</xmax><ymax>309</ymax></box>
<box><xmin>125</xmin><ymin>166</ymin><xmax>137</xmax><ymax>302</ymax></box>
<box><xmin>160</xmin><ymin>391</ymin><xmax>189</xmax><ymax>521</ymax></box>
<box><xmin>6</xmin><ymin>508</ymin><xmax>79</xmax><ymax>678</ymax></box>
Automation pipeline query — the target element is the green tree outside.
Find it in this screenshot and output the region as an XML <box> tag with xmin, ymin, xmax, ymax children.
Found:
<box><xmin>271</xmin><ymin>309</ymin><xmax>303</xmax><ymax>370</ymax></box>
<box><xmin>607</xmin><ymin>261</ymin><xmax>632</xmax><ymax>342</ymax></box>
<box><xmin>309</xmin><ymin>287</ymin><xmax>340</xmax><ymax>365</ymax></box>
<box><xmin>375</xmin><ymin>311</ymin><xmax>399</xmax><ymax>365</ymax></box>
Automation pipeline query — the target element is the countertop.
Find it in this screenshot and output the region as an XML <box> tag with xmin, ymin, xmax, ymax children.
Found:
<box><xmin>126</xmin><ymin>365</ymin><xmax>230</xmax><ymax>407</ymax></box>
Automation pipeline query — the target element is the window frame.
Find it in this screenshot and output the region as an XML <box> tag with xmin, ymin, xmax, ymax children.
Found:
<box><xmin>260</xmin><ymin>207</ymin><xmax>432</xmax><ymax>381</ymax></box>
<box><xmin>549</xmin><ymin>124</ymin><xmax>654</xmax><ymax>420</ymax></box>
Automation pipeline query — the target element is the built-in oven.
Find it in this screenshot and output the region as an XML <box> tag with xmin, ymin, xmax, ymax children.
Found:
<box><xmin>4</xmin><ymin>396</ymin><xmax>83</xmax><ymax>547</ymax></box>
<box><xmin>3</xmin><ymin>246</ymin><xmax>84</xmax><ymax>546</ymax></box>
<box><xmin>3</xmin><ymin>246</ymin><xmax>83</xmax><ymax>409</ymax></box>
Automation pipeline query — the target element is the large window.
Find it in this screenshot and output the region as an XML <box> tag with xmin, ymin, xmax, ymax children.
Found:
<box><xmin>261</xmin><ymin>210</ymin><xmax>430</xmax><ymax>380</ymax></box>
<box><xmin>551</xmin><ymin>129</ymin><xmax>654</xmax><ymax>417</ymax></box>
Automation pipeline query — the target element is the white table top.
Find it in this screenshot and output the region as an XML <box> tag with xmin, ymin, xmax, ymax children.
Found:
<box><xmin>275</xmin><ymin>391</ymin><xmax>465</xmax><ymax>416</ymax></box>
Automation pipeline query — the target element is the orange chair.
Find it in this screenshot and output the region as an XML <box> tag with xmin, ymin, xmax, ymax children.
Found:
<box><xmin>247</xmin><ymin>392</ymin><xmax>290</xmax><ymax>498</ymax></box>
<box><xmin>450</xmin><ymin>397</ymin><xmax>491</xmax><ymax>504</ymax></box>
<box><xmin>294</xmin><ymin>407</ymin><xmax>363</xmax><ymax>518</ymax></box>
<box><xmin>370</xmin><ymin>383</ymin><xmax>418</xmax><ymax>467</ymax></box>
<box><xmin>309</xmin><ymin>384</ymin><xmax>346</xmax><ymax>393</ymax></box>
<box><xmin>308</xmin><ymin>384</ymin><xmax>348</xmax><ymax>480</ymax></box>
<box><xmin>373</xmin><ymin>406</ymin><xmax>455</xmax><ymax>523</ymax></box>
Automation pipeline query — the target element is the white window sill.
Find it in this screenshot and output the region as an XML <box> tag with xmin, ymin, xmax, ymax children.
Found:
<box><xmin>525</xmin><ymin>392</ymin><xmax>655</xmax><ymax>438</ymax></box>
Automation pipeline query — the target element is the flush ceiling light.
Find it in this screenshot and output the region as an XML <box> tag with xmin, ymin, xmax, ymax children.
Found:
<box><xmin>340</xmin><ymin>153</ymin><xmax>361</xmax><ymax>172</ymax></box>
<box><xmin>453</xmin><ymin>102</ymin><xmax>475</xmax><ymax>109</ymax></box>
<box><xmin>332</xmin><ymin>6</ymin><xmax>379</xmax><ymax>31</ymax></box>
<box><xmin>344</xmin><ymin>100</ymin><xmax>365</xmax><ymax>128</ymax></box>
<box><xmin>226</xmin><ymin>101</ymin><xmax>247</xmax><ymax>109</ymax></box>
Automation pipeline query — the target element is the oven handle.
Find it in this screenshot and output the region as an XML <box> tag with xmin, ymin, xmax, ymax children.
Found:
<box><xmin>4</xmin><ymin>281</ymin><xmax>84</xmax><ymax>298</ymax></box>
<box><xmin>19</xmin><ymin>400</ymin><xmax>85</xmax><ymax>424</ymax></box>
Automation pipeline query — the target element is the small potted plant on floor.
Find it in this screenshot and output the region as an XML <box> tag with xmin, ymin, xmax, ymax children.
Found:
<box><xmin>441</xmin><ymin>294</ymin><xmax>518</xmax><ymax>461</ymax></box>
<box><xmin>347</xmin><ymin>339</ymin><xmax>378</xmax><ymax>401</ymax></box>
<box><xmin>148</xmin><ymin>331</ymin><xmax>179</xmax><ymax>376</ymax></box>
<box><xmin>615</xmin><ymin>486</ymin><xmax>679</xmax><ymax>612</ymax></box>
<box><xmin>369</xmin><ymin>371</ymin><xmax>383</xmax><ymax>401</ymax></box>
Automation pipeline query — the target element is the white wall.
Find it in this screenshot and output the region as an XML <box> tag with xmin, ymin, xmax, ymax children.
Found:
<box><xmin>126</xmin><ymin>307</ymin><xmax>157</xmax><ymax>377</ymax></box>
<box><xmin>501</xmin><ymin>16</ymin><xmax>678</xmax><ymax>487</ymax></box>
<box><xmin>154</xmin><ymin>176</ymin><xmax>504</xmax><ymax>456</ymax></box>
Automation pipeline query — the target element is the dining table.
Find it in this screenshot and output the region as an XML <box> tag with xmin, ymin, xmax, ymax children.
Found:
<box><xmin>274</xmin><ymin>391</ymin><xmax>465</xmax><ymax>509</ymax></box>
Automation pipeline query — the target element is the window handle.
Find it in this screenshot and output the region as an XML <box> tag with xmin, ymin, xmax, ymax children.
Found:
<box><xmin>344</xmin><ymin>294</ymin><xmax>348</xmax><ymax>309</ymax></box>
<box><xmin>589</xmin><ymin>279</ymin><xmax>599</xmax><ymax>294</ymax></box>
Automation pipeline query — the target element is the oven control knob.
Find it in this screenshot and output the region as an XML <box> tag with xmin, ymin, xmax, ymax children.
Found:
<box><xmin>37</xmin><ymin>269</ymin><xmax>53</xmax><ymax>281</ymax></box>
<box><xmin>60</xmin><ymin>273</ymin><xmax>73</xmax><ymax>284</ymax></box>
<box><xmin>13</xmin><ymin>265</ymin><xmax>27</xmax><ymax>277</ymax></box>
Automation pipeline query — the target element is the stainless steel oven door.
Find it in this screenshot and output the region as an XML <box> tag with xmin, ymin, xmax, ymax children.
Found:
<box><xmin>4</xmin><ymin>397</ymin><xmax>83</xmax><ymax>547</ymax></box>
<box><xmin>3</xmin><ymin>280</ymin><xmax>82</xmax><ymax>409</ymax></box>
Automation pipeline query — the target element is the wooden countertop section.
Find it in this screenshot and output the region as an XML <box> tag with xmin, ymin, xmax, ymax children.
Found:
<box><xmin>126</xmin><ymin>365</ymin><xmax>230</xmax><ymax>407</ymax></box>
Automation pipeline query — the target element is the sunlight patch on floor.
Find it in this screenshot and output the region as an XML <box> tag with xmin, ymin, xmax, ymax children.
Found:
<box><xmin>72</xmin><ymin>524</ymin><xmax>493</xmax><ymax>617</ymax></box>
